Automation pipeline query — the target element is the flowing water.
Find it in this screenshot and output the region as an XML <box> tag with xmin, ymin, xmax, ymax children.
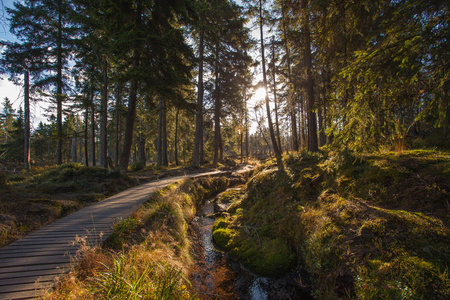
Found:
<box><xmin>190</xmin><ymin>195</ymin><xmax>312</xmax><ymax>299</ymax></box>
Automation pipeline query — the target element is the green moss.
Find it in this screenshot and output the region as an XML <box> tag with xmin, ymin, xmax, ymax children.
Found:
<box><xmin>106</xmin><ymin>217</ymin><xmax>142</xmax><ymax>249</ymax></box>
<box><xmin>212</xmin><ymin>218</ymin><xmax>230</xmax><ymax>231</ymax></box>
<box><xmin>256</xmin><ymin>238</ymin><xmax>296</xmax><ymax>276</ymax></box>
<box><xmin>216</xmin><ymin>188</ymin><xmax>242</xmax><ymax>204</ymax></box>
<box><xmin>27</xmin><ymin>163</ymin><xmax>129</xmax><ymax>194</ymax></box>
<box><xmin>258</xmin><ymin>224</ymin><xmax>273</xmax><ymax>238</ymax></box>
<box><xmin>129</xmin><ymin>161</ymin><xmax>145</xmax><ymax>172</ymax></box>
<box><xmin>227</xmin><ymin>234</ymin><xmax>297</xmax><ymax>276</ymax></box>
<box><xmin>224</xmin><ymin>150</ymin><xmax>450</xmax><ymax>298</ymax></box>
<box><xmin>212</xmin><ymin>228</ymin><xmax>234</xmax><ymax>250</ymax></box>
<box><xmin>356</xmin><ymin>255</ymin><xmax>450</xmax><ymax>300</ymax></box>
<box><xmin>358</xmin><ymin>218</ymin><xmax>387</xmax><ymax>237</ymax></box>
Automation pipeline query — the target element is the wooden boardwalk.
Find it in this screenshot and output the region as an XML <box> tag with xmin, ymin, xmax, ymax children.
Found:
<box><xmin>0</xmin><ymin>170</ymin><xmax>226</xmax><ymax>300</ymax></box>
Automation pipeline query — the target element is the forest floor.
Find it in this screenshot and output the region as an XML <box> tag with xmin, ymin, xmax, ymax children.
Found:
<box><xmin>212</xmin><ymin>149</ymin><xmax>450</xmax><ymax>299</ymax></box>
<box><xmin>0</xmin><ymin>162</ymin><xmax>237</xmax><ymax>249</ymax></box>
<box><xmin>1</xmin><ymin>151</ymin><xmax>449</xmax><ymax>299</ymax></box>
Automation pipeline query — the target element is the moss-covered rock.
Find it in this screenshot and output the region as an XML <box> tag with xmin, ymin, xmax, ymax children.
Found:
<box><xmin>212</xmin><ymin>228</ymin><xmax>235</xmax><ymax>251</ymax></box>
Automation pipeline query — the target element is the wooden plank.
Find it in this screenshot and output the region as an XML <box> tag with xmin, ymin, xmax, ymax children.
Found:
<box><xmin>0</xmin><ymin>256</ymin><xmax>71</xmax><ymax>269</ymax></box>
<box><xmin>12</xmin><ymin>236</ymin><xmax>88</xmax><ymax>243</ymax></box>
<box><xmin>0</xmin><ymin>268</ymin><xmax>66</xmax><ymax>281</ymax></box>
<box><xmin>0</xmin><ymin>244</ymin><xmax>79</xmax><ymax>254</ymax></box>
<box><xmin>0</xmin><ymin>289</ymin><xmax>44</xmax><ymax>300</ymax></box>
<box><xmin>10</xmin><ymin>235</ymin><xmax>103</xmax><ymax>245</ymax></box>
<box><xmin>0</xmin><ymin>275</ymin><xmax>57</xmax><ymax>287</ymax></box>
<box><xmin>0</xmin><ymin>282</ymin><xmax>49</xmax><ymax>300</ymax></box>
<box><xmin>0</xmin><ymin>280</ymin><xmax>53</xmax><ymax>292</ymax></box>
<box><xmin>0</xmin><ymin>249</ymin><xmax>77</xmax><ymax>259</ymax></box>
<box><xmin>0</xmin><ymin>263</ymin><xmax>71</xmax><ymax>276</ymax></box>
<box><xmin>3</xmin><ymin>236</ymin><xmax>103</xmax><ymax>248</ymax></box>
<box><xmin>17</xmin><ymin>232</ymin><xmax>111</xmax><ymax>240</ymax></box>
<box><xmin>32</xmin><ymin>223</ymin><xmax>113</xmax><ymax>229</ymax></box>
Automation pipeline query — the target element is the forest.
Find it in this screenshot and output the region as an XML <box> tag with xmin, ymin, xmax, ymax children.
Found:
<box><xmin>0</xmin><ymin>0</ymin><xmax>449</xmax><ymax>299</ymax></box>
<box><xmin>0</xmin><ymin>0</ymin><xmax>447</xmax><ymax>171</ymax></box>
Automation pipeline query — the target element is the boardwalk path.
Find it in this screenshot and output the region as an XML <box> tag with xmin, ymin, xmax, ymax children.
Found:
<box><xmin>0</xmin><ymin>169</ymin><xmax>232</xmax><ymax>300</ymax></box>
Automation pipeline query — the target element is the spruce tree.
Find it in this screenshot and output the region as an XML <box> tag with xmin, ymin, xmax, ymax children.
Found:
<box><xmin>5</xmin><ymin>0</ymin><xmax>79</xmax><ymax>165</ymax></box>
<box><xmin>0</xmin><ymin>97</ymin><xmax>16</xmax><ymax>145</ymax></box>
<box><xmin>1</xmin><ymin>108</ymin><xmax>24</xmax><ymax>164</ymax></box>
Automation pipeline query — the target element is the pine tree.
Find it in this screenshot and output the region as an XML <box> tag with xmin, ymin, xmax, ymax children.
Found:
<box><xmin>5</xmin><ymin>0</ymin><xmax>80</xmax><ymax>165</ymax></box>
<box><xmin>0</xmin><ymin>98</ymin><xmax>16</xmax><ymax>145</ymax></box>
<box><xmin>0</xmin><ymin>41</ymin><xmax>37</xmax><ymax>170</ymax></box>
<box><xmin>1</xmin><ymin>108</ymin><xmax>24</xmax><ymax>164</ymax></box>
<box><xmin>113</xmin><ymin>0</ymin><xmax>196</xmax><ymax>174</ymax></box>
<box><xmin>192</xmin><ymin>1</ymin><xmax>207</xmax><ymax>167</ymax></box>
<box><xmin>258</xmin><ymin>0</ymin><xmax>283</xmax><ymax>164</ymax></box>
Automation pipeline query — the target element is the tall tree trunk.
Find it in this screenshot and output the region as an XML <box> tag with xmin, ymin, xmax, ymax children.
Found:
<box><xmin>24</xmin><ymin>70</ymin><xmax>30</xmax><ymax>171</ymax></box>
<box><xmin>174</xmin><ymin>107</ymin><xmax>179</xmax><ymax>166</ymax></box>
<box><xmin>79</xmin><ymin>132</ymin><xmax>82</xmax><ymax>163</ymax></box>
<box><xmin>118</xmin><ymin>0</ymin><xmax>142</xmax><ymax>175</ymax></box>
<box><xmin>162</xmin><ymin>100</ymin><xmax>168</xmax><ymax>166</ymax></box>
<box><xmin>298</xmin><ymin>98</ymin><xmax>304</xmax><ymax>148</ymax></box>
<box><xmin>115</xmin><ymin>83</ymin><xmax>122</xmax><ymax>167</ymax></box>
<box><xmin>100</xmin><ymin>58</ymin><xmax>108</xmax><ymax>168</ymax></box>
<box><xmin>318</xmin><ymin>68</ymin><xmax>327</xmax><ymax>146</ymax></box>
<box><xmin>118</xmin><ymin>69</ymin><xmax>138</xmax><ymax>174</ymax></box>
<box><xmin>213</xmin><ymin>94</ymin><xmax>221</xmax><ymax>166</ymax></box>
<box><xmin>84</xmin><ymin>102</ymin><xmax>89</xmax><ymax>166</ymax></box>
<box><xmin>271</xmin><ymin>37</ymin><xmax>282</xmax><ymax>152</ymax></box>
<box><xmin>322</xmin><ymin>65</ymin><xmax>331</xmax><ymax>145</ymax></box>
<box><xmin>72</xmin><ymin>130</ymin><xmax>77</xmax><ymax>162</ymax></box>
<box><xmin>91</xmin><ymin>103</ymin><xmax>96</xmax><ymax>166</ymax></box>
<box><xmin>259</xmin><ymin>0</ymin><xmax>282</xmax><ymax>166</ymax></box>
<box><xmin>317</xmin><ymin>100</ymin><xmax>326</xmax><ymax>147</ymax></box>
<box><xmin>193</xmin><ymin>27</ymin><xmax>204</xmax><ymax>167</ymax></box>
<box><xmin>318</xmin><ymin>101</ymin><xmax>326</xmax><ymax>146</ymax></box>
<box><xmin>240</xmin><ymin>128</ymin><xmax>243</xmax><ymax>164</ymax></box>
<box><xmin>282</xmin><ymin>8</ymin><xmax>298</xmax><ymax>152</ymax></box>
<box><xmin>56</xmin><ymin>5</ymin><xmax>63</xmax><ymax>165</ymax></box>
<box><xmin>302</xmin><ymin>99</ymin><xmax>307</xmax><ymax>148</ymax></box>
<box><xmin>137</xmin><ymin>133</ymin><xmax>145</xmax><ymax>165</ymax></box>
<box><xmin>245</xmin><ymin>92</ymin><xmax>249</xmax><ymax>162</ymax></box>
<box><xmin>219</xmin><ymin>133</ymin><xmax>223</xmax><ymax>163</ymax></box>
<box><xmin>157</xmin><ymin>97</ymin><xmax>163</xmax><ymax>167</ymax></box>
<box><xmin>213</xmin><ymin>44</ymin><xmax>221</xmax><ymax>167</ymax></box>
<box><xmin>200</xmin><ymin>122</ymin><xmax>204</xmax><ymax>164</ymax></box>
<box><xmin>302</xmin><ymin>0</ymin><xmax>318</xmax><ymax>152</ymax></box>
<box><xmin>255</xmin><ymin>108</ymin><xmax>272</xmax><ymax>157</ymax></box>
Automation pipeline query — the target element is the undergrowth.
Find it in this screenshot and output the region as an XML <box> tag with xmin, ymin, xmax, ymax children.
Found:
<box><xmin>44</xmin><ymin>176</ymin><xmax>230</xmax><ymax>299</ymax></box>
<box><xmin>213</xmin><ymin>149</ymin><xmax>450</xmax><ymax>299</ymax></box>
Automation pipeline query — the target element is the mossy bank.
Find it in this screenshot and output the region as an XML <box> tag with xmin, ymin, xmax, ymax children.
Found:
<box><xmin>212</xmin><ymin>150</ymin><xmax>450</xmax><ymax>299</ymax></box>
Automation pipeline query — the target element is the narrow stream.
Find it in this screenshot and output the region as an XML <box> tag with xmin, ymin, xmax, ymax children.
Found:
<box><xmin>190</xmin><ymin>194</ymin><xmax>311</xmax><ymax>299</ymax></box>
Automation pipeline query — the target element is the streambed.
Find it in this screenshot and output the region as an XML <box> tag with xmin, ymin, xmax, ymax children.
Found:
<box><xmin>190</xmin><ymin>192</ymin><xmax>311</xmax><ymax>299</ymax></box>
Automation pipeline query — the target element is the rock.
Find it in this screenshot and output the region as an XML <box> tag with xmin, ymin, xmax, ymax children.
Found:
<box><xmin>214</xmin><ymin>202</ymin><xmax>232</xmax><ymax>213</ymax></box>
<box><xmin>205</xmin><ymin>212</ymin><xmax>229</xmax><ymax>219</ymax></box>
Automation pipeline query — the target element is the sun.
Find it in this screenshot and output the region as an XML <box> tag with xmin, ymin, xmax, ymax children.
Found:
<box><xmin>254</xmin><ymin>87</ymin><xmax>267</xmax><ymax>99</ymax></box>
